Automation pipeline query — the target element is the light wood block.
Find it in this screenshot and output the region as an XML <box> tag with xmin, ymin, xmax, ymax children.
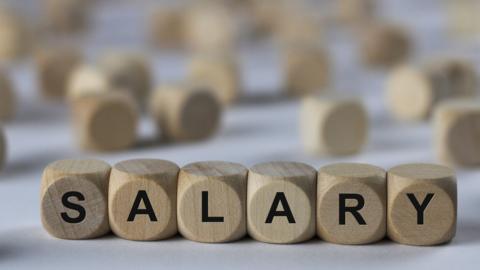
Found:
<box><xmin>149</xmin><ymin>7</ymin><xmax>185</xmax><ymax>48</ymax></box>
<box><xmin>360</xmin><ymin>23</ymin><xmax>411</xmax><ymax>68</ymax></box>
<box><xmin>0</xmin><ymin>9</ymin><xmax>30</xmax><ymax>61</ymax></box>
<box><xmin>0</xmin><ymin>126</ymin><xmax>5</xmax><ymax>170</ymax></box>
<box><xmin>284</xmin><ymin>44</ymin><xmax>330</xmax><ymax>97</ymax></box>
<box><xmin>98</xmin><ymin>52</ymin><xmax>152</xmax><ymax>108</ymax></box>
<box><xmin>150</xmin><ymin>84</ymin><xmax>221</xmax><ymax>142</ymax></box>
<box><xmin>41</xmin><ymin>159</ymin><xmax>111</xmax><ymax>239</ymax></box>
<box><xmin>67</xmin><ymin>65</ymin><xmax>110</xmax><ymax>100</ymax></box>
<box><xmin>0</xmin><ymin>71</ymin><xmax>16</xmax><ymax>121</ymax></box>
<box><xmin>317</xmin><ymin>163</ymin><xmax>386</xmax><ymax>244</ymax></box>
<box><xmin>387</xmin><ymin>163</ymin><xmax>457</xmax><ymax>246</ymax></box>
<box><xmin>109</xmin><ymin>159</ymin><xmax>179</xmax><ymax>241</ymax></box>
<box><xmin>71</xmin><ymin>92</ymin><xmax>138</xmax><ymax>151</ymax></box>
<box><xmin>43</xmin><ymin>0</ymin><xmax>89</xmax><ymax>34</ymax></box>
<box><xmin>337</xmin><ymin>0</ymin><xmax>376</xmax><ymax>25</ymax></box>
<box><xmin>300</xmin><ymin>95</ymin><xmax>368</xmax><ymax>156</ymax></box>
<box><xmin>273</xmin><ymin>7</ymin><xmax>323</xmax><ymax>46</ymax></box>
<box><xmin>386</xmin><ymin>60</ymin><xmax>477</xmax><ymax>121</ymax></box>
<box><xmin>178</xmin><ymin>161</ymin><xmax>247</xmax><ymax>243</ymax></box>
<box><xmin>188</xmin><ymin>52</ymin><xmax>240</xmax><ymax>106</ymax></box>
<box><xmin>247</xmin><ymin>161</ymin><xmax>316</xmax><ymax>244</ymax></box>
<box><xmin>434</xmin><ymin>100</ymin><xmax>480</xmax><ymax>166</ymax></box>
<box><xmin>35</xmin><ymin>46</ymin><xmax>82</xmax><ymax>99</ymax></box>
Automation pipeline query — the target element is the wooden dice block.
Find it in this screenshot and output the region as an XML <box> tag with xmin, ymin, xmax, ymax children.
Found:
<box><xmin>35</xmin><ymin>46</ymin><xmax>82</xmax><ymax>99</ymax></box>
<box><xmin>0</xmin><ymin>71</ymin><xmax>16</xmax><ymax>121</ymax></box>
<box><xmin>247</xmin><ymin>162</ymin><xmax>316</xmax><ymax>244</ymax></box>
<box><xmin>434</xmin><ymin>100</ymin><xmax>480</xmax><ymax>166</ymax></box>
<box><xmin>273</xmin><ymin>7</ymin><xmax>323</xmax><ymax>46</ymax></box>
<box><xmin>337</xmin><ymin>0</ymin><xmax>376</xmax><ymax>25</ymax></box>
<box><xmin>178</xmin><ymin>161</ymin><xmax>247</xmax><ymax>243</ymax></box>
<box><xmin>41</xmin><ymin>159</ymin><xmax>111</xmax><ymax>239</ymax></box>
<box><xmin>188</xmin><ymin>53</ymin><xmax>240</xmax><ymax>106</ymax></box>
<box><xmin>300</xmin><ymin>95</ymin><xmax>368</xmax><ymax>156</ymax></box>
<box><xmin>71</xmin><ymin>92</ymin><xmax>138</xmax><ymax>151</ymax></box>
<box><xmin>284</xmin><ymin>44</ymin><xmax>330</xmax><ymax>97</ymax></box>
<box><xmin>360</xmin><ymin>23</ymin><xmax>411</xmax><ymax>68</ymax></box>
<box><xmin>67</xmin><ymin>65</ymin><xmax>110</xmax><ymax>100</ymax></box>
<box><xmin>149</xmin><ymin>7</ymin><xmax>185</xmax><ymax>48</ymax></box>
<box><xmin>109</xmin><ymin>159</ymin><xmax>179</xmax><ymax>241</ymax></box>
<box><xmin>0</xmin><ymin>9</ymin><xmax>30</xmax><ymax>61</ymax></box>
<box><xmin>0</xmin><ymin>126</ymin><xmax>5</xmax><ymax>170</ymax></box>
<box><xmin>387</xmin><ymin>163</ymin><xmax>457</xmax><ymax>245</ymax></box>
<box><xmin>386</xmin><ymin>60</ymin><xmax>477</xmax><ymax>121</ymax></box>
<box><xmin>150</xmin><ymin>84</ymin><xmax>222</xmax><ymax>142</ymax></box>
<box><xmin>98</xmin><ymin>52</ymin><xmax>152</xmax><ymax>108</ymax></box>
<box><xmin>317</xmin><ymin>163</ymin><xmax>386</xmax><ymax>244</ymax></box>
<box><xmin>43</xmin><ymin>0</ymin><xmax>89</xmax><ymax>34</ymax></box>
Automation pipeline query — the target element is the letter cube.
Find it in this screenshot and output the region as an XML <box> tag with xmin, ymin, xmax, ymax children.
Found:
<box><xmin>44</xmin><ymin>0</ymin><xmax>89</xmax><ymax>34</ymax></box>
<box><xmin>247</xmin><ymin>162</ymin><xmax>316</xmax><ymax>244</ymax></box>
<box><xmin>41</xmin><ymin>159</ymin><xmax>111</xmax><ymax>239</ymax></box>
<box><xmin>317</xmin><ymin>163</ymin><xmax>386</xmax><ymax>244</ymax></box>
<box><xmin>387</xmin><ymin>163</ymin><xmax>457</xmax><ymax>245</ymax></box>
<box><xmin>67</xmin><ymin>65</ymin><xmax>110</xmax><ymax>100</ymax></box>
<box><xmin>109</xmin><ymin>159</ymin><xmax>179</xmax><ymax>241</ymax></box>
<box><xmin>177</xmin><ymin>161</ymin><xmax>248</xmax><ymax>243</ymax></box>
<box><xmin>0</xmin><ymin>71</ymin><xmax>16</xmax><ymax>121</ymax></box>
<box><xmin>149</xmin><ymin>7</ymin><xmax>185</xmax><ymax>48</ymax></box>
<box><xmin>0</xmin><ymin>9</ymin><xmax>30</xmax><ymax>61</ymax></box>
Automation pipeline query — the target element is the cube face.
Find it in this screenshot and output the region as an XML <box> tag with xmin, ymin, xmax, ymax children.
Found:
<box><xmin>177</xmin><ymin>161</ymin><xmax>247</xmax><ymax>243</ymax></box>
<box><xmin>247</xmin><ymin>162</ymin><xmax>316</xmax><ymax>244</ymax></box>
<box><xmin>109</xmin><ymin>159</ymin><xmax>179</xmax><ymax>241</ymax></box>
<box><xmin>361</xmin><ymin>24</ymin><xmax>410</xmax><ymax>67</ymax></box>
<box><xmin>317</xmin><ymin>163</ymin><xmax>386</xmax><ymax>244</ymax></box>
<box><xmin>387</xmin><ymin>164</ymin><xmax>457</xmax><ymax>246</ymax></box>
<box><xmin>40</xmin><ymin>160</ymin><xmax>111</xmax><ymax>240</ymax></box>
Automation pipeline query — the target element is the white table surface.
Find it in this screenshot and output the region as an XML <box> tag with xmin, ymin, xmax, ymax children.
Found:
<box><xmin>1</xmin><ymin>0</ymin><xmax>480</xmax><ymax>269</ymax></box>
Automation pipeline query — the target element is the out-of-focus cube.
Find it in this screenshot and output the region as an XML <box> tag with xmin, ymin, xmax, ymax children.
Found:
<box><xmin>0</xmin><ymin>9</ymin><xmax>30</xmax><ymax>61</ymax></box>
<box><xmin>337</xmin><ymin>0</ymin><xmax>376</xmax><ymax>25</ymax></box>
<box><xmin>43</xmin><ymin>0</ymin><xmax>90</xmax><ymax>34</ymax></box>
<box><xmin>149</xmin><ymin>7</ymin><xmax>185</xmax><ymax>48</ymax></box>
<box><xmin>67</xmin><ymin>65</ymin><xmax>110</xmax><ymax>100</ymax></box>
<box><xmin>0</xmin><ymin>71</ymin><xmax>16</xmax><ymax>121</ymax></box>
<box><xmin>0</xmin><ymin>126</ymin><xmax>5</xmax><ymax>170</ymax></box>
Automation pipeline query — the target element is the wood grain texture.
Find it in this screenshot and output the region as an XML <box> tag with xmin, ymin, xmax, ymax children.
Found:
<box><xmin>188</xmin><ymin>52</ymin><xmax>240</xmax><ymax>106</ymax></box>
<box><xmin>434</xmin><ymin>100</ymin><xmax>480</xmax><ymax>166</ymax></box>
<box><xmin>317</xmin><ymin>163</ymin><xmax>386</xmax><ymax>244</ymax></box>
<box><xmin>71</xmin><ymin>92</ymin><xmax>138</xmax><ymax>151</ymax></box>
<box><xmin>43</xmin><ymin>0</ymin><xmax>90</xmax><ymax>34</ymax></box>
<box><xmin>360</xmin><ymin>23</ymin><xmax>410</xmax><ymax>68</ymax></box>
<box><xmin>67</xmin><ymin>65</ymin><xmax>110</xmax><ymax>100</ymax></box>
<box><xmin>300</xmin><ymin>95</ymin><xmax>368</xmax><ymax>156</ymax></box>
<box><xmin>35</xmin><ymin>46</ymin><xmax>82</xmax><ymax>99</ymax></box>
<box><xmin>178</xmin><ymin>161</ymin><xmax>247</xmax><ymax>243</ymax></box>
<box><xmin>150</xmin><ymin>84</ymin><xmax>221</xmax><ymax>142</ymax></box>
<box><xmin>41</xmin><ymin>159</ymin><xmax>111</xmax><ymax>239</ymax></box>
<box><xmin>284</xmin><ymin>44</ymin><xmax>330</xmax><ymax>97</ymax></box>
<box><xmin>109</xmin><ymin>159</ymin><xmax>179</xmax><ymax>241</ymax></box>
<box><xmin>0</xmin><ymin>9</ymin><xmax>30</xmax><ymax>61</ymax></box>
<box><xmin>387</xmin><ymin>163</ymin><xmax>457</xmax><ymax>246</ymax></box>
<box><xmin>0</xmin><ymin>126</ymin><xmax>5</xmax><ymax>170</ymax></box>
<box><xmin>247</xmin><ymin>161</ymin><xmax>316</xmax><ymax>244</ymax></box>
<box><xmin>0</xmin><ymin>71</ymin><xmax>16</xmax><ymax>121</ymax></box>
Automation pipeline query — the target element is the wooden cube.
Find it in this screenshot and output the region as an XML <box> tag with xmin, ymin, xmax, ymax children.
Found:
<box><xmin>0</xmin><ymin>71</ymin><xmax>16</xmax><ymax>121</ymax></box>
<box><xmin>273</xmin><ymin>7</ymin><xmax>323</xmax><ymax>46</ymax></box>
<box><xmin>247</xmin><ymin>161</ymin><xmax>316</xmax><ymax>244</ymax></box>
<box><xmin>337</xmin><ymin>0</ymin><xmax>376</xmax><ymax>25</ymax></box>
<box><xmin>98</xmin><ymin>52</ymin><xmax>152</xmax><ymax>108</ymax></box>
<box><xmin>317</xmin><ymin>163</ymin><xmax>386</xmax><ymax>244</ymax></box>
<box><xmin>41</xmin><ymin>159</ymin><xmax>111</xmax><ymax>239</ymax></box>
<box><xmin>387</xmin><ymin>163</ymin><xmax>457</xmax><ymax>245</ymax></box>
<box><xmin>284</xmin><ymin>44</ymin><xmax>330</xmax><ymax>97</ymax></box>
<box><xmin>0</xmin><ymin>9</ymin><xmax>30</xmax><ymax>61</ymax></box>
<box><xmin>188</xmin><ymin>52</ymin><xmax>240</xmax><ymax>106</ymax></box>
<box><xmin>35</xmin><ymin>46</ymin><xmax>82</xmax><ymax>99</ymax></box>
<box><xmin>360</xmin><ymin>23</ymin><xmax>411</xmax><ymax>68</ymax></box>
<box><xmin>71</xmin><ymin>92</ymin><xmax>138</xmax><ymax>151</ymax></box>
<box><xmin>0</xmin><ymin>126</ymin><xmax>5</xmax><ymax>170</ymax></box>
<box><xmin>178</xmin><ymin>161</ymin><xmax>248</xmax><ymax>243</ymax></box>
<box><xmin>43</xmin><ymin>0</ymin><xmax>90</xmax><ymax>34</ymax></box>
<box><xmin>67</xmin><ymin>65</ymin><xmax>110</xmax><ymax>100</ymax></box>
<box><xmin>386</xmin><ymin>60</ymin><xmax>477</xmax><ymax>121</ymax></box>
<box><xmin>434</xmin><ymin>100</ymin><xmax>480</xmax><ymax>166</ymax></box>
<box><xmin>300</xmin><ymin>95</ymin><xmax>368</xmax><ymax>156</ymax></box>
<box><xmin>150</xmin><ymin>84</ymin><xmax>222</xmax><ymax>142</ymax></box>
<box><xmin>109</xmin><ymin>159</ymin><xmax>179</xmax><ymax>241</ymax></box>
<box><xmin>149</xmin><ymin>7</ymin><xmax>185</xmax><ymax>48</ymax></box>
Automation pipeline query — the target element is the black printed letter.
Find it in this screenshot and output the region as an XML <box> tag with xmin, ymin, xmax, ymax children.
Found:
<box><xmin>407</xmin><ymin>193</ymin><xmax>434</xmax><ymax>225</ymax></box>
<box><xmin>339</xmin><ymin>193</ymin><xmax>366</xmax><ymax>225</ymax></box>
<box><xmin>61</xmin><ymin>191</ymin><xmax>86</xmax><ymax>223</ymax></box>
<box><xmin>265</xmin><ymin>192</ymin><xmax>296</xmax><ymax>223</ymax></box>
<box><xmin>202</xmin><ymin>191</ymin><xmax>224</xmax><ymax>222</ymax></box>
<box><xmin>127</xmin><ymin>190</ymin><xmax>158</xmax><ymax>222</ymax></box>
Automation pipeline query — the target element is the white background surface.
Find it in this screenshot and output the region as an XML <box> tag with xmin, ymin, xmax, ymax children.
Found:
<box><xmin>1</xmin><ymin>0</ymin><xmax>480</xmax><ymax>269</ymax></box>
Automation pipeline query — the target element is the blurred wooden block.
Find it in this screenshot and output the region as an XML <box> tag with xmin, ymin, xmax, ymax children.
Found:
<box><xmin>0</xmin><ymin>71</ymin><xmax>16</xmax><ymax>121</ymax></box>
<box><xmin>188</xmin><ymin>53</ymin><xmax>240</xmax><ymax>106</ymax></box>
<box><xmin>0</xmin><ymin>126</ymin><xmax>5</xmax><ymax>170</ymax></box>
<box><xmin>434</xmin><ymin>100</ymin><xmax>480</xmax><ymax>166</ymax></box>
<box><xmin>387</xmin><ymin>163</ymin><xmax>457</xmax><ymax>245</ymax></box>
<box><xmin>317</xmin><ymin>163</ymin><xmax>386</xmax><ymax>244</ymax></box>
<box><xmin>0</xmin><ymin>9</ymin><xmax>30</xmax><ymax>61</ymax></box>
<box><xmin>41</xmin><ymin>159</ymin><xmax>111</xmax><ymax>239</ymax></box>
<box><xmin>35</xmin><ymin>46</ymin><xmax>82</xmax><ymax>99</ymax></box>
<box><xmin>149</xmin><ymin>7</ymin><xmax>185</xmax><ymax>48</ymax></box>
<box><xmin>360</xmin><ymin>23</ymin><xmax>411</xmax><ymax>68</ymax></box>
<box><xmin>284</xmin><ymin>44</ymin><xmax>330</xmax><ymax>97</ymax></box>
<box><xmin>109</xmin><ymin>159</ymin><xmax>179</xmax><ymax>241</ymax></box>
<box><xmin>150</xmin><ymin>84</ymin><xmax>221</xmax><ymax>142</ymax></box>
<box><xmin>71</xmin><ymin>92</ymin><xmax>138</xmax><ymax>151</ymax></box>
<box><xmin>178</xmin><ymin>161</ymin><xmax>248</xmax><ymax>242</ymax></box>
<box><xmin>446</xmin><ymin>0</ymin><xmax>480</xmax><ymax>38</ymax></box>
<box><xmin>67</xmin><ymin>65</ymin><xmax>110</xmax><ymax>100</ymax></box>
<box><xmin>386</xmin><ymin>60</ymin><xmax>477</xmax><ymax>121</ymax></box>
<box><xmin>247</xmin><ymin>161</ymin><xmax>316</xmax><ymax>244</ymax></box>
<box><xmin>337</xmin><ymin>0</ymin><xmax>376</xmax><ymax>25</ymax></box>
<box><xmin>273</xmin><ymin>6</ymin><xmax>323</xmax><ymax>46</ymax></box>
<box><xmin>98</xmin><ymin>52</ymin><xmax>152</xmax><ymax>108</ymax></box>
<box><xmin>43</xmin><ymin>0</ymin><xmax>89</xmax><ymax>34</ymax></box>
<box><xmin>300</xmin><ymin>95</ymin><xmax>368</xmax><ymax>156</ymax></box>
